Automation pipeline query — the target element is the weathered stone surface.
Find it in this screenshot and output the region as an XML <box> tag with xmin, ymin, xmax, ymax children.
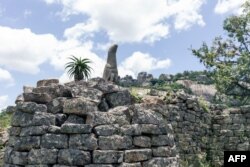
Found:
<box><xmin>7</xmin><ymin>77</ymin><xmax>250</xmax><ymax>167</ymax></box>
<box><xmin>53</xmin><ymin>165</ymin><xmax>77</xmax><ymax>167</ymax></box>
<box><xmin>26</xmin><ymin>165</ymin><xmax>49</xmax><ymax>167</ymax></box>
<box><xmin>23</xmin><ymin>86</ymin><xmax>34</xmax><ymax>93</ymax></box>
<box><xmin>3</xmin><ymin>164</ymin><xmax>22</xmax><ymax>167</ymax></box>
<box><xmin>151</xmin><ymin>135</ymin><xmax>175</xmax><ymax>147</ymax></box>
<box><xmin>61</xmin><ymin>123</ymin><xmax>92</xmax><ymax>134</ymax></box>
<box><xmin>118</xmin><ymin>163</ymin><xmax>141</xmax><ymax>167</ymax></box>
<box><xmin>37</xmin><ymin>79</ymin><xmax>59</xmax><ymax>87</ymax></box>
<box><xmin>133</xmin><ymin>136</ymin><xmax>151</xmax><ymax>148</ymax></box>
<box><xmin>4</xmin><ymin>147</ymin><xmax>13</xmax><ymax>163</ymax></box>
<box><xmin>105</xmin><ymin>90</ymin><xmax>132</xmax><ymax>108</ymax></box>
<box><xmin>119</xmin><ymin>75</ymin><xmax>135</xmax><ymax>87</ymax></box>
<box><xmin>32</xmin><ymin>86</ymin><xmax>62</xmax><ymax>99</ymax></box>
<box><xmin>94</xmin><ymin>124</ymin><xmax>119</xmax><ymax>136</ymax></box>
<box><xmin>237</xmin><ymin>142</ymin><xmax>249</xmax><ymax>151</ymax></box>
<box><xmin>20</xmin><ymin>126</ymin><xmax>48</xmax><ymax>136</ymax></box>
<box><xmin>71</xmin><ymin>87</ymin><xmax>103</xmax><ymax>103</ymax></box>
<box><xmin>5</xmin><ymin>106</ymin><xmax>16</xmax><ymax>114</ymax></box>
<box><xmin>103</xmin><ymin>44</ymin><xmax>119</xmax><ymax>83</ymax></box>
<box><xmin>15</xmin><ymin>94</ymin><xmax>24</xmax><ymax>104</ymax></box>
<box><xmin>85</xmin><ymin>165</ymin><xmax>114</xmax><ymax>167</ymax></box>
<box><xmin>47</xmin><ymin>97</ymin><xmax>67</xmax><ymax>114</ymax></box>
<box><xmin>8</xmin><ymin>127</ymin><xmax>21</xmax><ymax>136</ymax></box>
<box><xmin>88</xmin><ymin>78</ymin><xmax>121</xmax><ymax>93</ymax></box>
<box><xmin>14</xmin><ymin>136</ymin><xmax>40</xmax><ymax>151</ymax></box>
<box><xmin>99</xmin><ymin>135</ymin><xmax>132</xmax><ymax>150</ymax></box>
<box><xmin>64</xmin><ymin>115</ymin><xmax>85</xmax><ymax>124</ymax></box>
<box><xmin>98</xmin><ymin>98</ymin><xmax>109</xmax><ymax>111</ymax></box>
<box><xmin>41</xmin><ymin>134</ymin><xmax>68</xmax><ymax>149</ymax></box>
<box><xmin>132</xmin><ymin>106</ymin><xmax>165</xmax><ymax>125</ymax></box>
<box><xmin>28</xmin><ymin>148</ymin><xmax>58</xmax><ymax>164</ymax></box>
<box><xmin>9</xmin><ymin>151</ymin><xmax>28</xmax><ymax>165</ymax></box>
<box><xmin>86</xmin><ymin>111</ymin><xmax>130</xmax><ymax>126</ymax></box>
<box><xmin>120</xmin><ymin>125</ymin><xmax>141</xmax><ymax>136</ymax></box>
<box><xmin>124</xmin><ymin>149</ymin><xmax>152</xmax><ymax>163</ymax></box>
<box><xmin>7</xmin><ymin>136</ymin><xmax>18</xmax><ymax>147</ymax></box>
<box><xmin>152</xmin><ymin>146</ymin><xmax>176</xmax><ymax>157</ymax></box>
<box><xmin>137</xmin><ymin>72</ymin><xmax>153</xmax><ymax>85</ymax></box>
<box><xmin>143</xmin><ymin>157</ymin><xmax>179</xmax><ymax>167</ymax></box>
<box><xmin>58</xmin><ymin>149</ymin><xmax>91</xmax><ymax>166</ymax></box>
<box><xmin>11</xmin><ymin>111</ymin><xmax>33</xmax><ymax>127</ymax></box>
<box><xmin>69</xmin><ymin>134</ymin><xmax>98</xmax><ymax>150</ymax></box>
<box><xmin>140</xmin><ymin>124</ymin><xmax>167</xmax><ymax>135</ymax></box>
<box><xmin>55</xmin><ymin>114</ymin><xmax>67</xmax><ymax>126</ymax></box>
<box><xmin>63</xmin><ymin>97</ymin><xmax>98</xmax><ymax>115</ymax></box>
<box><xmin>23</xmin><ymin>93</ymin><xmax>52</xmax><ymax>104</ymax></box>
<box><xmin>32</xmin><ymin>112</ymin><xmax>55</xmax><ymax>126</ymax></box>
<box><xmin>48</xmin><ymin>126</ymin><xmax>61</xmax><ymax>134</ymax></box>
<box><xmin>17</xmin><ymin>102</ymin><xmax>47</xmax><ymax>114</ymax></box>
<box><xmin>11</xmin><ymin>111</ymin><xmax>55</xmax><ymax>126</ymax></box>
<box><xmin>93</xmin><ymin>150</ymin><xmax>123</xmax><ymax>164</ymax></box>
<box><xmin>142</xmin><ymin>96</ymin><xmax>164</xmax><ymax>105</ymax></box>
<box><xmin>16</xmin><ymin>102</ymin><xmax>47</xmax><ymax>114</ymax></box>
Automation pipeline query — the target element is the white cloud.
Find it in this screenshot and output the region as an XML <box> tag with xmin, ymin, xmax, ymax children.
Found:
<box><xmin>0</xmin><ymin>26</ymin><xmax>58</xmax><ymax>74</ymax></box>
<box><xmin>169</xmin><ymin>0</ymin><xmax>206</xmax><ymax>30</ymax></box>
<box><xmin>0</xmin><ymin>25</ymin><xmax>172</xmax><ymax>82</ymax></box>
<box><xmin>0</xmin><ymin>95</ymin><xmax>8</xmax><ymax>111</ymax></box>
<box><xmin>0</xmin><ymin>68</ymin><xmax>14</xmax><ymax>86</ymax></box>
<box><xmin>0</xmin><ymin>26</ymin><xmax>105</xmax><ymax>78</ymax></box>
<box><xmin>43</xmin><ymin>0</ymin><xmax>206</xmax><ymax>43</ymax></box>
<box><xmin>214</xmin><ymin>0</ymin><xmax>246</xmax><ymax>14</ymax></box>
<box><xmin>64</xmin><ymin>20</ymin><xmax>99</xmax><ymax>40</ymax></box>
<box><xmin>119</xmin><ymin>51</ymin><xmax>171</xmax><ymax>78</ymax></box>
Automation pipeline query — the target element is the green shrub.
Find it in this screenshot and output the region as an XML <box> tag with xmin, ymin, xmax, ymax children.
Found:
<box><xmin>0</xmin><ymin>110</ymin><xmax>12</xmax><ymax>132</ymax></box>
<box><xmin>198</xmin><ymin>97</ymin><xmax>210</xmax><ymax>112</ymax></box>
<box><xmin>129</xmin><ymin>88</ymin><xmax>143</xmax><ymax>103</ymax></box>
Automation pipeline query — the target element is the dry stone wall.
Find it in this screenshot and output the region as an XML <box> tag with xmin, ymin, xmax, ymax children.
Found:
<box><xmin>3</xmin><ymin>78</ymin><xmax>250</xmax><ymax>167</ymax></box>
<box><xmin>3</xmin><ymin>78</ymin><xmax>179</xmax><ymax>167</ymax></box>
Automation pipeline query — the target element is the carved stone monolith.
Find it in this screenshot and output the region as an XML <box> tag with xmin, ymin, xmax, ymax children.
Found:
<box><xmin>103</xmin><ymin>44</ymin><xmax>119</xmax><ymax>83</ymax></box>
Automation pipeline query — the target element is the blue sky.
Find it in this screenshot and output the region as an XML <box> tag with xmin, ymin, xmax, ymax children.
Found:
<box><xmin>0</xmin><ymin>0</ymin><xmax>246</xmax><ymax>109</ymax></box>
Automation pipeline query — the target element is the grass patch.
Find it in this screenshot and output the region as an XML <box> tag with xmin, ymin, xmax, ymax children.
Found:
<box><xmin>0</xmin><ymin>111</ymin><xmax>12</xmax><ymax>166</ymax></box>
<box><xmin>129</xmin><ymin>88</ymin><xmax>143</xmax><ymax>103</ymax></box>
<box><xmin>198</xmin><ymin>97</ymin><xmax>210</xmax><ymax>112</ymax></box>
<box><xmin>0</xmin><ymin>111</ymin><xmax>12</xmax><ymax>132</ymax></box>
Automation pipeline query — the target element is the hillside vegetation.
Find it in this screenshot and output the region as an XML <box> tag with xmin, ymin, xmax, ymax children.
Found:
<box><xmin>0</xmin><ymin>110</ymin><xmax>12</xmax><ymax>166</ymax></box>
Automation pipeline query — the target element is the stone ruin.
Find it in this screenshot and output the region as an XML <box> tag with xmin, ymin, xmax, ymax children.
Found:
<box><xmin>3</xmin><ymin>78</ymin><xmax>250</xmax><ymax>167</ymax></box>
<box><xmin>3</xmin><ymin>78</ymin><xmax>179</xmax><ymax>167</ymax></box>
<box><xmin>103</xmin><ymin>44</ymin><xmax>119</xmax><ymax>83</ymax></box>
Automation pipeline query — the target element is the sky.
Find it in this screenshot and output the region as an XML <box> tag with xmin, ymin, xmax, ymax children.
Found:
<box><xmin>0</xmin><ymin>0</ymin><xmax>247</xmax><ymax>110</ymax></box>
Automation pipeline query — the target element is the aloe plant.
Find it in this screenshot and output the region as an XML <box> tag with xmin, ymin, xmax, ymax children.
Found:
<box><xmin>65</xmin><ymin>56</ymin><xmax>92</xmax><ymax>81</ymax></box>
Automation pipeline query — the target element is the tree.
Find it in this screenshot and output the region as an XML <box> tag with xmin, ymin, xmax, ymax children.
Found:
<box><xmin>192</xmin><ymin>1</ymin><xmax>250</xmax><ymax>104</ymax></box>
<box><xmin>65</xmin><ymin>56</ymin><xmax>92</xmax><ymax>81</ymax></box>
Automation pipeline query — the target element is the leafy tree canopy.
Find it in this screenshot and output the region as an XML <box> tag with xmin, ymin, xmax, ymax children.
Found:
<box><xmin>192</xmin><ymin>1</ymin><xmax>250</xmax><ymax>104</ymax></box>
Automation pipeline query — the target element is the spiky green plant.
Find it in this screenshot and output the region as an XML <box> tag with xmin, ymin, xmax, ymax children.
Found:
<box><xmin>65</xmin><ymin>56</ymin><xmax>92</xmax><ymax>81</ymax></box>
